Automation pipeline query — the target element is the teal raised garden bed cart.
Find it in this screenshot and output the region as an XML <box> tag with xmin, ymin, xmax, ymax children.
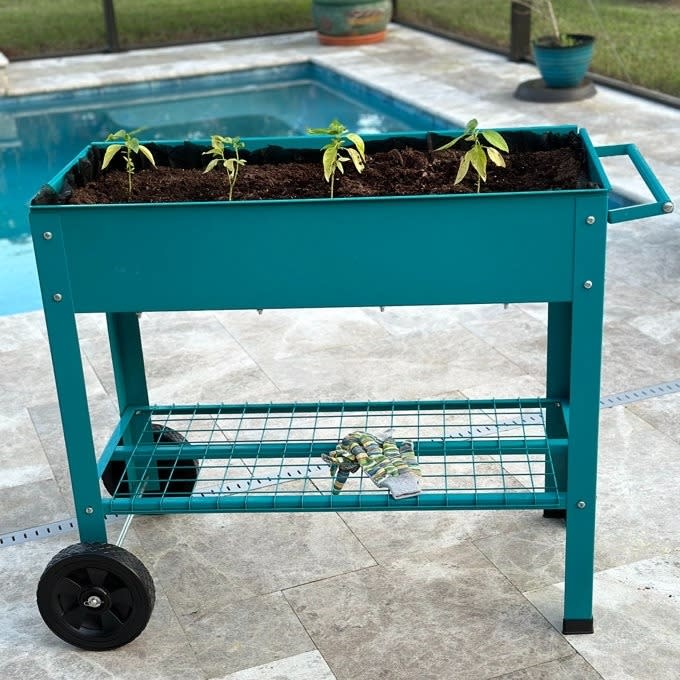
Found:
<box><xmin>29</xmin><ymin>127</ymin><xmax>673</xmax><ymax>650</ymax></box>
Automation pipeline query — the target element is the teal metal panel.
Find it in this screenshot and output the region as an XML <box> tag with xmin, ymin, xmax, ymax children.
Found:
<box><xmin>41</xmin><ymin>191</ymin><xmax>581</xmax><ymax>312</ymax></box>
<box><xmin>31</xmin><ymin>127</ymin><xmax>613</xmax><ymax>314</ymax></box>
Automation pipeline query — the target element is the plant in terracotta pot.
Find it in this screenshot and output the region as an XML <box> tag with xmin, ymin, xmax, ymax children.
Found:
<box><xmin>312</xmin><ymin>0</ymin><xmax>392</xmax><ymax>46</ymax></box>
<box><xmin>515</xmin><ymin>1</ymin><xmax>596</xmax><ymax>90</ymax></box>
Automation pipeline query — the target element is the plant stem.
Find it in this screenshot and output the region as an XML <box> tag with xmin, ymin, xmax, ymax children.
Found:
<box><xmin>330</xmin><ymin>172</ymin><xmax>335</xmax><ymax>199</ymax></box>
<box><xmin>545</xmin><ymin>1</ymin><xmax>561</xmax><ymax>42</ymax></box>
<box><xmin>126</xmin><ymin>148</ymin><xmax>132</xmax><ymax>196</ymax></box>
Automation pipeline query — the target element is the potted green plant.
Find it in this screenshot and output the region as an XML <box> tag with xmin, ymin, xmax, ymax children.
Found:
<box><xmin>515</xmin><ymin>1</ymin><xmax>596</xmax><ymax>93</ymax></box>
<box><xmin>312</xmin><ymin>0</ymin><xmax>392</xmax><ymax>45</ymax></box>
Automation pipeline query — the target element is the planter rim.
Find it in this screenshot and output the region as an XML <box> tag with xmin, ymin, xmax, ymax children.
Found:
<box><xmin>30</xmin><ymin>185</ymin><xmax>609</xmax><ymax>211</ymax></box>
<box><xmin>533</xmin><ymin>34</ymin><xmax>595</xmax><ymax>49</ymax></box>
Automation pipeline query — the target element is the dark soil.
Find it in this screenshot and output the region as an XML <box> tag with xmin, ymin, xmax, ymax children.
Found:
<box><xmin>39</xmin><ymin>132</ymin><xmax>598</xmax><ymax>206</ymax></box>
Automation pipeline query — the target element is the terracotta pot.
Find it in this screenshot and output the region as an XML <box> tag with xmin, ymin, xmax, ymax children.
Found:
<box><xmin>312</xmin><ymin>0</ymin><xmax>392</xmax><ymax>46</ymax></box>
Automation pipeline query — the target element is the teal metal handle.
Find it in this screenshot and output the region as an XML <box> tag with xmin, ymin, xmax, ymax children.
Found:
<box><xmin>596</xmin><ymin>143</ymin><xmax>674</xmax><ymax>223</ymax></box>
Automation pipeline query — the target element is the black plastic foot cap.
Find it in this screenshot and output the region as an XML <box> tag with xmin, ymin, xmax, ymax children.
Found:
<box><xmin>543</xmin><ymin>509</ymin><xmax>567</xmax><ymax>519</ymax></box>
<box><xmin>563</xmin><ymin>618</ymin><xmax>594</xmax><ymax>635</ymax></box>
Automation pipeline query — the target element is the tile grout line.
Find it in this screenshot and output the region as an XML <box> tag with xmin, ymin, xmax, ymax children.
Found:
<box><xmin>212</xmin><ymin>312</ymin><xmax>283</xmax><ymax>394</ymax></box>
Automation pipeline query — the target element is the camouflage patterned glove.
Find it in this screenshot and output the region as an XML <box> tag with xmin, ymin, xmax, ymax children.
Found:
<box><xmin>322</xmin><ymin>432</ymin><xmax>421</xmax><ymax>499</ymax></box>
<box><xmin>321</xmin><ymin>446</ymin><xmax>360</xmax><ymax>495</ymax></box>
<box><xmin>379</xmin><ymin>437</ymin><xmax>421</xmax><ymax>499</ymax></box>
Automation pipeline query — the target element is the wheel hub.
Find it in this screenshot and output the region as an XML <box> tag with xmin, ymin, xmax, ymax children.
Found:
<box><xmin>80</xmin><ymin>586</ymin><xmax>111</xmax><ymax>612</ymax></box>
<box><xmin>84</xmin><ymin>595</ymin><xmax>102</xmax><ymax>609</ymax></box>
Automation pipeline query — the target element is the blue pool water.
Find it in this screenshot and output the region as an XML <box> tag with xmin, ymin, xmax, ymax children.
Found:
<box><xmin>0</xmin><ymin>62</ymin><xmax>454</xmax><ymax>316</ymax></box>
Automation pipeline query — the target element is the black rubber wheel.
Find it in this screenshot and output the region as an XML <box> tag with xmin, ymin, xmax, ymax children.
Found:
<box><xmin>102</xmin><ymin>423</ymin><xmax>198</xmax><ymax>497</ymax></box>
<box><xmin>36</xmin><ymin>542</ymin><xmax>155</xmax><ymax>650</ymax></box>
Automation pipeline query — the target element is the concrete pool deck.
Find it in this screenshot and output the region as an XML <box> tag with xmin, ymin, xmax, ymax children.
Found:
<box><xmin>2</xmin><ymin>25</ymin><xmax>680</xmax><ymax>680</ymax></box>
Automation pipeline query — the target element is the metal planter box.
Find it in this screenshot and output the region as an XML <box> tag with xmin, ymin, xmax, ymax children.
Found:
<box><xmin>29</xmin><ymin>126</ymin><xmax>673</xmax><ymax>648</ymax></box>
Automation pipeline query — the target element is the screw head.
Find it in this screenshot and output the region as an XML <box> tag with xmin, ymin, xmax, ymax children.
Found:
<box><xmin>663</xmin><ymin>201</ymin><xmax>674</xmax><ymax>214</ymax></box>
<box><xmin>583</xmin><ymin>280</ymin><xmax>593</xmax><ymax>290</ymax></box>
<box><xmin>84</xmin><ymin>506</ymin><xmax>94</xmax><ymax>514</ymax></box>
<box><xmin>576</xmin><ymin>500</ymin><xmax>587</xmax><ymax>509</ymax></box>
<box><xmin>585</xmin><ymin>216</ymin><xmax>596</xmax><ymax>225</ymax></box>
<box><xmin>43</xmin><ymin>231</ymin><xmax>53</xmax><ymax>240</ymax></box>
<box><xmin>52</xmin><ymin>293</ymin><xmax>63</xmax><ymax>302</ymax></box>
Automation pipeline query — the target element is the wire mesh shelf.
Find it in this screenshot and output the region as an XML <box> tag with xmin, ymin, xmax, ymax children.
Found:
<box><xmin>100</xmin><ymin>398</ymin><xmax>567</xmax><ymax>514</ymax></box>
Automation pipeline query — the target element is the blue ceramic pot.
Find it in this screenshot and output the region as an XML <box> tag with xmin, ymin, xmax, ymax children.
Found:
<box><xmin>533</xmin><ymin>34</ymin><xmax>595</xmax><ymax>88</ymax></box>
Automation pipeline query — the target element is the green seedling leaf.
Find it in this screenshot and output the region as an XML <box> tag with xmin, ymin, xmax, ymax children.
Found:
<box><xmin>322</xmin><ymin>146</ymin><xmax>337</xmax><ymax>182</ymax></box>
<box><xmin>101</xmin><ymin>144</ymin><xmax>123</xmax><ymax>169</ymax></box>
<box><xmin>204</xmin><ymin>158</ymin><xmax>220</xmax><ymax>173</ymax></box>
<box><xmin>455</xmin><ymin>155</ymin><xmax>471</xmax><ymax>185</ymax></box>
<box><xmin>481</xmin><ymin>130</ymin><xmax>509</xmax><ymax>152</ymax></box>
<box><xmin>106</xmin><ymin>129</ymin><xmax>126</xmax><ymax>141</ymax></box>
<box><xmin>464</xmin><ymin>118</ymin><xmax>478</xmax><ymax>134</ymax></box>
<box><xmin>138</xmin><ymin>144</ymin><xmax>156</xmax><ymax>167</ymax></box>
<box><xmin>469</xmin><ymin>145</ymin><xmax>487</xmax><ymax>182</ymax></box>
<box><xmin>346</xmin><ymin>147</ymin><xmax>366</xmax><ymax>173</ymax></box>
<box><xmin>435</xmin><ymin>131</ymin><xmax>467</xmax><ymax>152</ymax></box>
<box><xmin>487</xmin><ymin>147</ymin><xmax>506</xmax><ymax>167</ymax></box>
<box><xmin>345</xmin><ymin>133</ymin><xmax>365</xmax><ymax>159</ymax></box>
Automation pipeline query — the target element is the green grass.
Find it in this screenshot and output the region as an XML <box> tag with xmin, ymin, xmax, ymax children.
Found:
<box><xmin>396</xmin><ymin>0</ymin><xmax>680</xmax><ymax>98</ymax></box>
<box><xmin>0</xmin><ymin>0</ymin><xmax>313</xmax><ymax>57</ymax></box>
<box><xmin>0</xmin><ymin>0</ymin><xmax>678</xmax><ymax>97</ymax></box>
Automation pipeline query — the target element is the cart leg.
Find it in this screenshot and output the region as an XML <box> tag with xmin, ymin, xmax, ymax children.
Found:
<box><xmin>107</xmin><ymin>312</ymin><xmax>150</xmax><ymax>416</ymax></box>
<box><xmin>544</xmin><ymin>302</ymin><xmax>571</xmax><ymax>518</ymax></box>
<box><xmin>106</xmin><ymin>312</ymin><xmax>156</xmax><ymax>493</ymax></box>
<box><xmin>561</xmin><ymin>233</ymin><xmax>605</xmax><ymax>634</ymax></box>
<box><xmin>562</xmin><ymin>354</ymin><xmax>600</xmax><ymax>634</ymax></box>
<box><xmin>43</xmin><ymin>302</ymin><xmax>107</xmax><ymax>542</ymax></box>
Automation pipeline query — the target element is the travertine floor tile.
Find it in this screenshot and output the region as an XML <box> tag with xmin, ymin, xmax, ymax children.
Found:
<box><xmin>285</xmin><ymin>543</ymin><xmax>572</xmax><ymax>680</ymax></box>
<box><xmin>526</xmin><ymin>552</ymin><xmax>680</xmax><ymax>680</ymax></box>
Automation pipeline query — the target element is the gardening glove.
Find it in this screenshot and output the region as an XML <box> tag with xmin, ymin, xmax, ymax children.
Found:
<box><xmin>399</xmin><ymin>439</ymin><xmax>422</xmax><ymax>477</ymax></box>
<box><xmin>322</xmin><ymin>431</ymin><xmax>396</xmax><ymax>494</ymax></box>
<box><xmin>321</xmin><ymin>446</ymin><xmax>360</xmax><ymax>495</ymax></box>
<box><xmin>323</xmin><ymin>431</ymin><xmax>421</xmax><ymax>500</ymax></box>
<box><xmin>378</xmin><ymin>437</ymin><xmax>421</xmax><ymax>499</ymax></box>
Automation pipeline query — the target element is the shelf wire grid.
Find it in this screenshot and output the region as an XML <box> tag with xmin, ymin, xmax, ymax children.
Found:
<box><xmin>105</xmin><ymin>399</ymin><xmax>564</xmax><ymax>511</ymax></box>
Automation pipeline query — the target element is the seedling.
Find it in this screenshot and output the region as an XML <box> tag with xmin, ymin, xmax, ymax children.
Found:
<box><xmin>101</xmin><ymin>128</ymin><xmax>156</xmax><ymax>197</ymax></box>
<box><xmin>307</xmin><ymin>119</ymin><xmax>366</xmax><ymax>199</ymax></box>
<box><xmin>435</xmin><ymin>119</ymin><xmax>509</xmax><ymax>193</ymax></box>
<box><xmin>202</xmin><ymin>135</ymin><xmax>247</xmax><ymax>201</ymax></box>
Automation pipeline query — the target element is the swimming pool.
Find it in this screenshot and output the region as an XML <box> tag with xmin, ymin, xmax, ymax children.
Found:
<box><xmin>0</xmin><ymin>62</ymin><xmax>455</xmax><ymax>316</ymax></box>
